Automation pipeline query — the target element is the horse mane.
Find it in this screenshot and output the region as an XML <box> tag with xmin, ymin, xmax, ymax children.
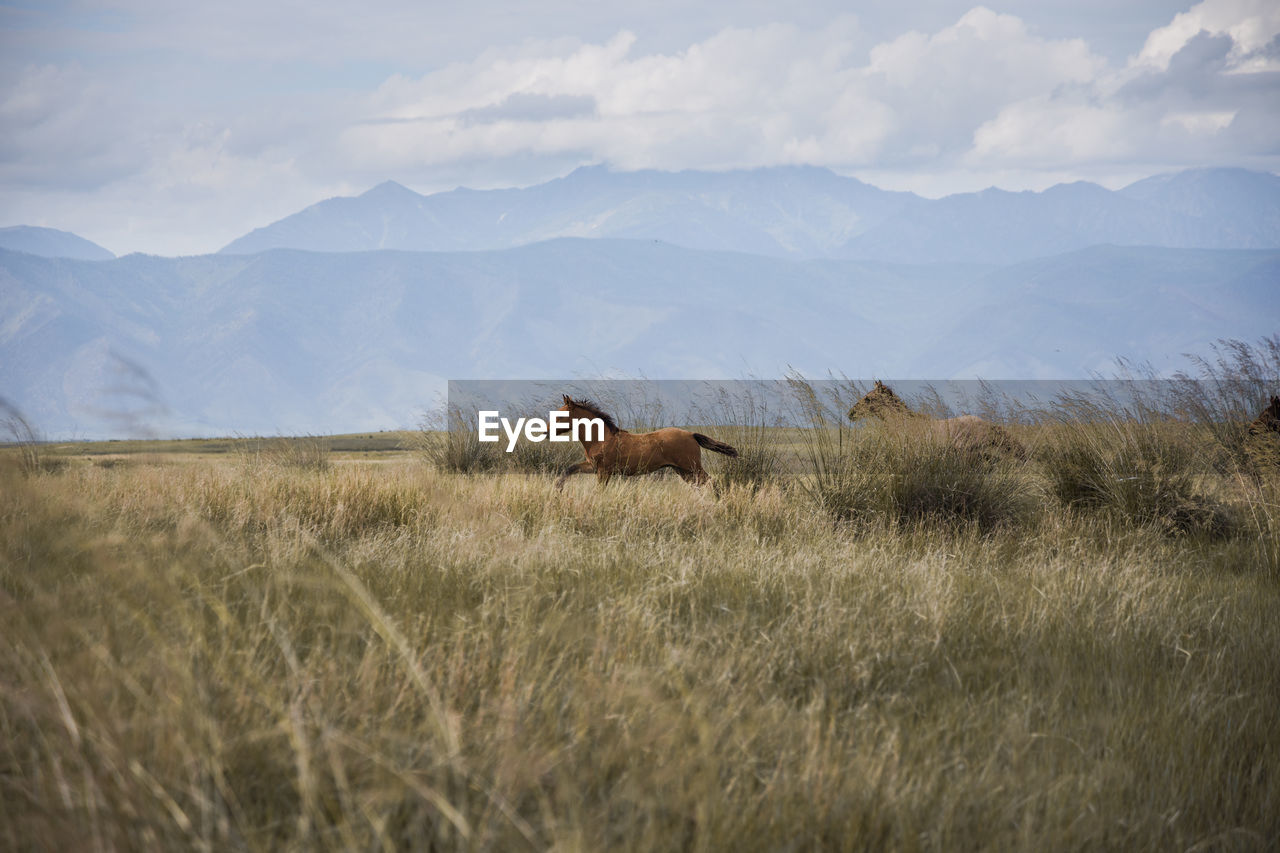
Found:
<box><xmin>566</xmin><ymin>397</ymin><xmax>619</xmax><ymax>433</ymax></box>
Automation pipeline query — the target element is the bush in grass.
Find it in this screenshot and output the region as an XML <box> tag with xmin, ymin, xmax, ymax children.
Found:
<box><xmin>415</xmin><ymin>410</ymin><xmax>502</xmax><ymax>474</ymax></box>
<box><xmin>507</xmin><ymin>433</ymin><xmax>583</xmax><ymax>476</ymax></box>
<box><xmin>1039</xmin><ymin>419</ymin><xmax>1237</xmax><ymax>538</ymax></box>
<box><xmin>715</xmin><ymin>438</ymin><xmax>784</xmax><ymax>492</ymax></box>
<box><xmin>804</xmin><ymin>427</ymin><xmax>1034</xmax><ymax>533</ymax></box>
<box><xmin>1165</xmin><ymin>335</ymin><xmax>1280</xmax><ymax>473</ymax></box>
<box><xmin>693</xmin><ymin>387</ymin><xmax>787</xmax><ymax>493</ymax></box>
<box><xmin>1240</xmin><ymin>474</ymin><xmax>1280</xmax><ymax>576</ymax></box>
<box><xmin>1247</xmin><ymin>431</ymin><xmax>1280</xmax><ymax>471</ymax></box>
<box><xmin>253</xmin><ymin>435</ymin><xmax>331</xmax><ymax>472</ymax></box>
<box><xmin>2</xmin><ymin>397</ymin><xmax>43</xmax><ymax>476</ymax></box>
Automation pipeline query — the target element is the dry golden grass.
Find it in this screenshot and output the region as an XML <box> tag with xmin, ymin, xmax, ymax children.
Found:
<box><xmin>2</xmin><ymin>423</ymin><xmax>1278</xmax><ymax>850</ymax></box>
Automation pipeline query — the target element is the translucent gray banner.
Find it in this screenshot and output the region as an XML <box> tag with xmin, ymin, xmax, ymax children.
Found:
<box><xmin>444</xmin><ymin>377</ymin><xmax>1277</xmax><ymax>432</ymax></box>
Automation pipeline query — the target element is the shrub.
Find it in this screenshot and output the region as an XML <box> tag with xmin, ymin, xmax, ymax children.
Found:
<box><xmin>693</xmin><ymin>386</ymin><xmax>787</xmax><ymax>492</ymax></box>
<box><xmin>415</xmin><ymin>410</ymin><xmax>502</xmax><ymax>474</ymax></box>
<box><xmin>1039</xmin><ymin>418</ymin><xmax>1236</xmax><ymax>538</ymax></box>
<box><xmin>715</xmin><ymin>438</ymin><xmax>783</xmax><ymax>492</ymax></box>
<box><xmin>506</xmin><ymin>432</ymin><xmax>583</xmax><ymax>476</ymax></box>
<box><xmin>239</xmin><ymin>434</ymin><xmax>332</xmax><ymax>472</ymax></box>
<box><xmin>0</xmin><ymin>397</ymin><xmax>64</xmax><ymax>476</ymax></box>
<box><xmin>804</xmin><ymin>427</ymin><xmax>1034</xmax><ymax>533</ymax></box>
<box><xmin>1165</xmin><ymin>335</ymin><xmax>1280</xmax><ymax>473</ymax></box>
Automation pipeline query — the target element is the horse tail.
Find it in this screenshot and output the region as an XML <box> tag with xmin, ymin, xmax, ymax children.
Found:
<box><xmin>694</xmin><ymin>433</ymin><xmax>739</xmax><ymax>457</ymax></box>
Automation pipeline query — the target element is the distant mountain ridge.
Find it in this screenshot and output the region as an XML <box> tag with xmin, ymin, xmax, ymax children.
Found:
<box><xmin>221</xmin><ymin>165</ymin><xmax>920</xmax><ymax>260</ymax></box>
<box><xmin>0</xmin><ymin>225</ymin><xmax>114</xmax><ymax>260</ymax></box>
<box><xmin>4</xmin><ymin>241</ymin><xmax>1276</xmax><ymax>438</ymax></box>
<box><xmin>219</xmin><ymin>166</ymin><xmax>1280</xmax><ymax>264</ymax></box>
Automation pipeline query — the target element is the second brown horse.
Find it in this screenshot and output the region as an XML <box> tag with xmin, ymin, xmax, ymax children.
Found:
<box><xmin>848</xmin><ymin>380</ymin><xmax>1026</xmax><ymax>459</ymax></box>
<box><xmin>553</xmin><ymin>395</ymin><xmax>738</xmax><ymax>489</ymax></box>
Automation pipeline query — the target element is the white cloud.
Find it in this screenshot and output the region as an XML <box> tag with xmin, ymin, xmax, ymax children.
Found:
<box><xmin>862</xmin><ymin>7</ymin><xmax>1106</xmax><ymax>160</ymax></box>
<box><xmin>1134</xmin><ymin>0</ymin><xmax>1280</xmax><ymax>71</ymax></box>
<box><xmin>338</xmin><ymin>23</ymin><xmax>879</xmax><ymax>173</ymax></box>
<box><xmin>0</xmin><ymin>64</ymin><xmax>148</xmax><ymax>189</ymax></box>
<box><xmin>1161</xmin><ymin>110</ymin><xmax>1237</xmax><ymax>133</ymax></box>
<box><xmin>867</xmin><ymin>7</ymin><xmax>1101</xmax><ymax>88</ymax></box>
<box><xmin>971</xmin><ymin>100</ymin><xmax>1134</xmax><ymax>164</ymax></box>
<box><xmin>965</xmin><ymin>1</ymin><xmax>1280</xmax><ymax>174</ymax></box>
<box><xmin>338</xmin><ymin>9</ymin><xmax>1114</xmax><ymax>180</ymax></box>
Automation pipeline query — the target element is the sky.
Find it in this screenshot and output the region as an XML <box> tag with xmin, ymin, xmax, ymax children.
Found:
<box><xmin>1</xmin><ymin>0</ymin><xmax>1278</xmax><ymax>256</ymax></box>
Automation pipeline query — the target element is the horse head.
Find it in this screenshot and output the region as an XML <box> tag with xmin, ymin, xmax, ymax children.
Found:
<box><xmin>555</xmin><ymin>395</ymin><xmax>618</xmax><ymax>438</ymax></box>
<box><xmin>848</xmin><ymin>380</ymin><xmax>912</xmax><ymax>422</ymax></box>
<box><xmin>1251</xmin><ymin>394</ymin><xmax>1280</xmax><ymax>435</ymax></box>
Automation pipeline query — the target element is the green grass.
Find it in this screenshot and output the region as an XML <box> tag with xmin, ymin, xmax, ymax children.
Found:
<box><xmin>2</xmin><ymin>418</ymin><xmax>1278</xmax><ymax>850</ymax></box>
<box><xmin>30</xmin><ymin>430</ymin><xmax>416</xmax><ymax>458</ymax></box>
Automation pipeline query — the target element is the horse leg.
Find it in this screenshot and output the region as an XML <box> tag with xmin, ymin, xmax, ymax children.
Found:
<box><xmin>555</xmin><ymin>460</ymin><xmax>595</xmax><ymax>491</ymax></box>
<box><xmin>679</xmin><ymin>463</ymin><xmax>710</xmax><ymax>487</ymax></box>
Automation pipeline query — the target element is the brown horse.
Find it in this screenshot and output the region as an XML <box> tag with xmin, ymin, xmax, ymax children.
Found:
<box><xmin>848</xmin><ymin>380</ymin><xmax>1026</xmax><ymax>459</ymax></box>
<box><xmin>553</xmin><ymin>395</ymin><xmax>738</xmax><ymax>489</ymax></box>
<box><xmin>1246</xmin><ymin>395</ymin><xmax>1280</xmax><ymax>467</ymax></box>
<box><xmin>1249</xmin><ymin>395</ymin><xmax>1280</xmax><ymax>436</ymax></box>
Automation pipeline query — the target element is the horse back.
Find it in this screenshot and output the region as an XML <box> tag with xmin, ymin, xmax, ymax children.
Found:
<box><xmin>602</xmin><ymin>428</ymin><xmax>701</xmax><ymax>474</ymax></box>
<box><xmin>940</xmin><ymin>415</ymin><xmax>1025</xmax><ymax>459</ymax></box>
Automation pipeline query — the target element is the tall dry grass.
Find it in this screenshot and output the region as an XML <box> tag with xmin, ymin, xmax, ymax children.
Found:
<box><xmin>4</xmin><ymin>338</ymin><xmax>1279</xmax><ymax>849</ymax></box>
<box><xmin>1</xmin><ymin>396</ymin><xmax>64</xmax><ymax>476</ymax></box>
<box><xmin>803</xmin><ymin>425</ymin><xmax>1037</xmax><ymax>533</ymax></box>
<box><xmin>2</xmin><ymin>442</ymin><xmax>1278</xmax><ymax>850</ymax></box>
<box><xmin>238</xmin><ymin>434</ymin><xmax>333</xmax><ymax>472</ymax></box>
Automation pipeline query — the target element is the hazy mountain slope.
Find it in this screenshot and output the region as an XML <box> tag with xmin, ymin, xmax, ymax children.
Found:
<box><xmin>1118</xmin><ymin>168</ymin><xmax>1280</xmax><ymax>247</ymax></box>
<box><xmin>839</xmin><ymin>169</ymin><xmax>1280</xmax><ymax>263</ymax></box>
<box><xmin>838</xmin><ymin>182</ymin><xmax>1160</xmax><ymax>264</ymax></box>
<box><xmin>907</xmin><ymin>245</ymin><xmax>1280</xmax><ymax>377</ymax></box>
<box><xmin>0</xmin><ymin>226</ymin><xmax>115</xmax><ymax>260</ymax></box>
<box><xmin>219</xmin><ymin>166</ymin><xmax>1280</xmax><ymax>264</ymax></box>
<box><xmin>220</xmin><ymin>166</ymin><xmax>922</xmax><ymax>257</ymax></box>
<box><xmin>2</xmin><ymin>242</ymin><xmax>1275</xmax><ymax>438</ymax></box>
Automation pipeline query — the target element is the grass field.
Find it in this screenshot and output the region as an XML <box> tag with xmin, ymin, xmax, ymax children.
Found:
<box><xmin>3</xmin><ymin>405</ymin><xmax>1279</xmax><ymax>850</ymax></box>
<box><xmin>35</xmin><ymin>430</ymin><xmax>419</xmax><ymax>458</ymax></box>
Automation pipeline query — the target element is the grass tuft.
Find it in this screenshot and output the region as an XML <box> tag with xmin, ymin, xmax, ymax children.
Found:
<box><xmin>1039</xmin><ymin>409</ymin><xmax>1238</xmax><ymax>539</ymax></box>
<box><xmin>804</xmin><ymin>426</ymin><xmax>1035</xmax><ymax>533</ymax></box>
<box><xmin>241</xmin><ymin>434</ymin><xmax>332</xmax><ymax>472</ymax></box>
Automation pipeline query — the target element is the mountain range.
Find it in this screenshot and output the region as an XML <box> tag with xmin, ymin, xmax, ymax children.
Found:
<box><xmin>1</xmin><ymin>165</ymin><xmax>1277</xmax><ymax>438</ymax></box>
<box><xmin>219</xmin><ymin>166</ymin><xmax>1280</xmax><ymax>265</ymax></box>
<box><xmin>2</xmin><ymin>239</ymin><xmax>1276</xmax><ymax>438</ymax></box>
<box><xmin>0</xmin><ymin>226</ymin><xmax>115</xmax><ymax>261</ymax></box>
